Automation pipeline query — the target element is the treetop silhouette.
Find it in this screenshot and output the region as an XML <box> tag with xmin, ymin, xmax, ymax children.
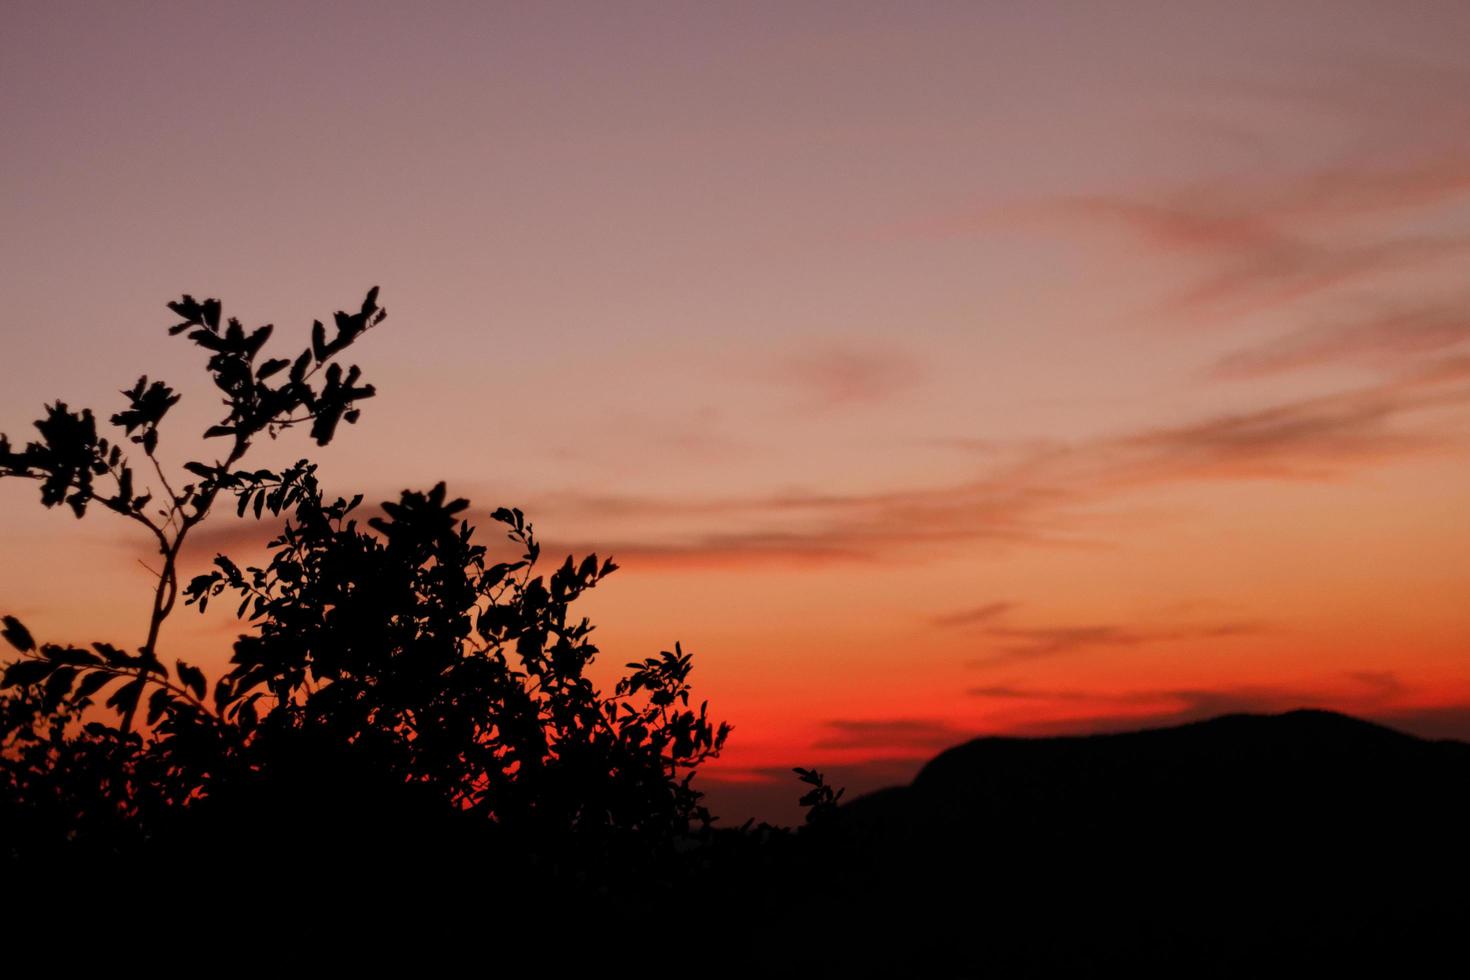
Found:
<box><xmin>1</xmin><ymin>289</ymin><xmax>731</xmax><ymax>871</ymax></box>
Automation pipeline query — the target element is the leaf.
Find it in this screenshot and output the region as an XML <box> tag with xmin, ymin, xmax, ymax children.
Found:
<box><xmin>176</xmin><ymin>660</ymin><xmax>206</xmax><ymax>700</ymax></box>
<box><xmin>105</xmin><ymin>677</ymin><xmax>147</xmax><ymax>717</ymax></box>
<box><xmin>245</xmin><ymin>324</ymin><xmax>273</xmax><ymax>359</ymax></box>
<box><xmin>41</xmin><ymin>667</ymin><xmax>77</xmax><ymax>705</ymax></box>
<box><xmin>186</xmin><ymin>571</ymin><xmax>219</xmax><ymax>595</ymax></box>
<box><xmin>2</xmin><ymin>615</ymin><xmax>35</xmax><ymax>652</ymax></box>
<box><xmin>167</xmin><ymin>294</ymin><xmax>220</xmax><ymax>332</ymax></box>
<box><xmin>92</xmin><ymin>642</ymin><xmax>129</xmax><ymax>666</ymax></box>
<box><xmin>309</xmin><ymin>404</ymin><xmax>342</xmax><ymax>446</ymax></box>
<box><xmin>44</xmin><ymin>646</ymin><xmax>101</xmax><ymax>667</ymax></box>
<box><xmin>146</xmin><ymin>687</ymin><xmax>173</xmax><ymax>726</ymax></box>
<box><xmin>73</xmin><ymin>670</ymin><xmax>116</xmax><ymax>702</ymax></box>
<box><xmin>256</xmin><ymin>357</ymin><xmax>290</xmax><ymax>380</ymax></box>
<box><xmin>3</xmin><ymin>658</ymin><xmax>55</xmax><ymax>688</ymax></box>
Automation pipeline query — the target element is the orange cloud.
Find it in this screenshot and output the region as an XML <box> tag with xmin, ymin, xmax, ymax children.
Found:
<box><xmin>166</xmin><ymin>351</ymin><xmax>1470</xmax><ymax>574</ymax></box>
<box><xmin>1050</xmin><ymin>157</ymin><xmax>1470</xmax><ymax>317</ymax></box>
<box><xmin>966</xmin><ymin>620</ymin><xmax>1266</xmax><ymax>667</ymax></box>
<box><xmin>930</xmin><ymin>601</ymin><xmax>1018</xmax><ymax>629</ymax></box>
<box><xmin>1211</xmin><ymin>304</ymin><xmax>1470</xmax><ymax>379</ymax></box>
<box><xmin>811</xmin><ymin>718</ymin><xmax>972</xmax><ymax>751</ymax></box>
<box><xmin>155</xmin><ymin>344</ymin><xmax>1470</xmax><ymax>587</ymax></box>
<box><xmin>774</xmin><ymin>343</ymin><xmax>923</xmax><ymax>411</ymax></box>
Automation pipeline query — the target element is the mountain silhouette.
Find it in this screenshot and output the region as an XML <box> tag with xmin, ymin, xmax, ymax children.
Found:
<box><xmin>727</xmin><ymin>710</ymin><xmax>1470</xmax><ymax>976</ymax></box>
<box><xmin>842</xmin><ymin>708</ymin><xmax>1470</xmax><ymax>834</ymax></box>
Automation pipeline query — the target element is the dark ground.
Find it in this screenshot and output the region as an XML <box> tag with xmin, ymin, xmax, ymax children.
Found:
<box><xmin>15</xmin><ymin>709</ymin><xmax>1467</xmax><ymax>976</ymax></box>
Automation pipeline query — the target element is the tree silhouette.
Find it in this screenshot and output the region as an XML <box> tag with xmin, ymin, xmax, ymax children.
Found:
<box><xmin>0</xmin><ymin>290</ymin><xmax>731</xmax><ymax>882</ymax></box>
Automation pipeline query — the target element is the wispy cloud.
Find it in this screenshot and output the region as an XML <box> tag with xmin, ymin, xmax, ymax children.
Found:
<box><xmin>1210</xmin><ymin>304</ymin><xmax>1470</xmax><ymax>379</ymax></box>
<box><xmin>1097</xmin><ymin>385</ymin><xmax>1436</xmax><ymax>482</ymax></box>
<box><xmin>967</xmin><ymin>620</ymin><xmax>1265</xmax><ymax>668</ymax></box>
<box><xmin>172</xmin><ymin>354</ymin><xmax>1470</xmax><ymax>572</ymax></box>
<box><xmin>930</xmin><ymin>601</ymin><xmax>1018</xmax><ymax>629</ymax></box>
<box><xmin>812</xmin><ymin>718</ymin><xmax>972</xmax><ymax>751</ymax></box>
<box><xmin>1050</xmin><ymin>157</ymin><xmax>1470</xmax><ymax>318</ymax></box>
<box><xmin>774</xmin><ymin>343</ymin><xmax>922</xmax><ymax>411</ymax></box>
<box><xmin>1374</xmin><ymin>705</ymin><xmax>1470</xmax><ymax>742</ymax></box>
<box><xmin>1343</xmin><ymin>670</ymin><xmax>1405</xmax><ymax>700</ymax></box>
<box><xmin>525</xmin><ymin>482</ymin><xmax>1082</xmax><ymax>568</ymax></box>
<box><xmin>540</xmin><ymin>365</ymin><xmax>1468</xmax><ymax>566</ymax></box>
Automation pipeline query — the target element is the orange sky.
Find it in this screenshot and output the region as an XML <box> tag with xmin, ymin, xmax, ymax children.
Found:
<box><xmin>3</xmin><ymin>2</ymin><xmax>1469</xmax><ymax>823</ymax></box>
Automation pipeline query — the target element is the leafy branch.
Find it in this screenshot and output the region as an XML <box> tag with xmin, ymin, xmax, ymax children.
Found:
<box><xmin>0</xmin><ymin>289</ymin><xmax>386</xmax><ymax>731</ymax></box>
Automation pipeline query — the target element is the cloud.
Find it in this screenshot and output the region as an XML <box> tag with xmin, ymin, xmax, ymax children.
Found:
<box><xmin>1050</xmin><ymin>157</ymin><xmax>1470</xmax><ymax>318</ymax></box>
<box><xmin>539</xmin><ymin>529</ymin><xmax>881</xmax><ymax>569</ymax></box>
<box><xmin>528</xmin><ymin>480</ymin><xmax>1084</xmax><ymax>568</ymax></box>
<box><xmin>169</xmin><ymin>352</ymin><xmax>1470</xmax><ymax>573</ymax></box>
<box><xmin>1374</xmin><ymin>705</ymin><xmax>1470</xmax><ymax>742</ymax></box>
<box><xmin>992</xmin><ymin>350</ymin><xmax>1470</xmax><ymax>500</ymax></box>
<box><xmin>536</xmin><ymin>353</ymin><xmax>1470</xmax><ymax>566</ymax></box>
<box><xmin>1342</xmin><ymin>670</ymin><xmax>1405</xmax><ymax>700</ymax></box>
<box><xmin>775</xmin><ymin>344</ymin><xmax>922</xmax><ymax>411</ymax></box>
<box><xmin>967</xmin><ymin>683</ymin><xmax>1300</xmax><ymax>712</ymax></box>
<box><xmin>967</xmin><ymin>684</ymin><xmax>1073</xmax><ymax>701</ymax></box>
<box><xmin>1017</xmin><ymin>65</ymin><xmax>1470</xmax><ymax>399</ymax></box>
<box><xmin>930</xmin><ymin>601</ymin><xmax>1018</xmax><ymax>629</ymax></box>
<box><xmin>812</xmin><ymin>718</ymin><xmax>972</xmax><ymax>751</ymax></box>
<box><xmin>973</xmin><ymin>624</ymin><xmax>1154</xmax><ymax>663</ymax></box>
<box><xmin>546</xmin><ymin>406</ymin><xmax>753</xmax><ymax>468</ymax></box>
<box><xmin>1168</xmin><ymin>235</ymin><xmax>1470</xmax><ymax>319</ymax></box>
<box><xmin>176</xmin><ymin>517</ymin><xmax>281</xmax><ymax>560</ymax></box>
<box><xmin>1101</xmin><ymin>387</ymin><xmax>1432</xmax><ymax>481</ymax></box>
<box><xmin>1210</xmin><ymin>305</ymin><xmax>1470</xmax><ymax>379</ymax></box>
<box><xmin>967</xmin><ymin>620</ymin><xmax>1265</xmax><ymax>667</ymax></box>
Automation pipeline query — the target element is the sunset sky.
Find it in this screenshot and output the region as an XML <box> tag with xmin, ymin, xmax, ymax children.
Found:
<box><xmin>4</xmin><ymin>1</ymin><xmax>1469</xmax><ymax>823</ymax></box>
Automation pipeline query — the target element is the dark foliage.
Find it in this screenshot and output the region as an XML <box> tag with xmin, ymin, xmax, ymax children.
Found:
<box><xmin>1</xmin><ymin>290</ymin><xmax>747</xmax><ymax>901</ymax></box>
